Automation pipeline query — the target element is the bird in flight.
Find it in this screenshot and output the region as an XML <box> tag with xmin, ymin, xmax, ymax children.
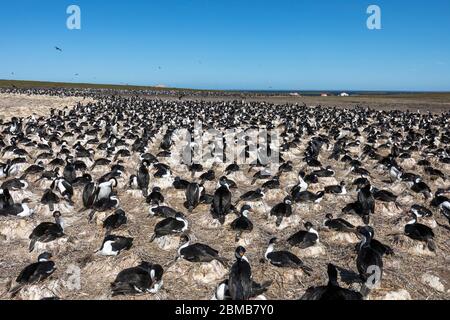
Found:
<box><xmin>55</xmin><ymin>46</ymin><xmax>63</xmax><ymax>52</ymax></box>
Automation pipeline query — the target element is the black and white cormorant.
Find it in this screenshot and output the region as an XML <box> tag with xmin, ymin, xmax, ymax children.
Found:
<box><xmin>270</xmin><ymin>196</ymin><xmax>293</xmax><ymax>227</ymax></box>
<box><xmin>0</xmin><ymin>198</ymin><xmax>34</xmax><ymax>217</ymax></box>
<box><xmin>292</xmin><ymin>190</ymin><xmax>324</xmax><ymax>204</ymax></box>
<box><xmin>238</xmin><ymin>188</ymin><xmax>264</xmax><ymax>203</ymax></box>
<box><xmin>323</xmin><ymin>213</ymin><xmax>355</xmax><ymax>233</ymax></box>
<box><xmin>103</xmin><ymin>209</ymin><xmax>127</xmax><ymax>234</ymax></box>
<box><xmin>212</xmin><ymin>176</ymin><xmax>232</xmax><ymax>224</ymax></box>
<box><xmin>185</xmin><ymin>182</ymin><xmax>204</xmax><ymax>212</ymax></box>
<box><xmin>29</xmin><ymin>211</ymin><xmax>64</xmax><ymax>252</ymax></box>
<box><xmin>111</xmin><ymin>262</ymin><xmax>164</xmax><ymax>296</ymax></box>
<box><xmin>150</xmin><ymin>212</ymin><xmax>188</xmax><ymax>242</ymax></box>
<box><xmin>177</xmin><ymin>234</ymin><xmax>227</xmax><ymax>265</ymax></box>
<box><xmin>173</xmin><ymin>176</ymin><xmax>190</xmax><ymax>190</ymax></box>
<box><xmin>9</xmin><ymin>252</ymin><xmax>56</xmax><ymax>297</ymax></box>
<box><xmin>40</xmin><ymin>188</ymin><xmax>60</xmax><ymax>211</ymax></box>
<box><xmin>230</xmin><ymin>205</ymin><xmax>254</xmax><ymax>241</ymax></box>
<box><xmin>82</xmin><ymin>181</ymin><xmax>98</xmax><ymax>210</ymax></box>
<box><xmin>324</xmin><ymin>181</ymin><xmax>347</xmax><ymax>195</ymax></box>
<box><xmin>137</xmin><ymin>160</ymin><xmax>150</xmax><ymax>196</ymax></box>
<box><xmin>404</xmin><ymin>214</ymin><xmax>436</xmax><ymax>251</ymax></box>
<box><xmin>300</xmin><ymin>263</ymin><xmax>363</xmax><ymax>300</ymax></box>
<box><xmin>148</xmin><ymin>205</ymin><xmax>178</xmax><ymax>218</ymax></box>
<box><xmin>356</xmin><ymin>226</ymin><xmax>393</xmax><ymax>257</ymax></box>
<box><xmin>357</xmin><ymin>182</ymin><xmax>375</xmax><ymax>224</ymax></box>
<box><xmin>264</xmin><ymin>238</ymin><xmax>312</xmax><ymax>275</ymax></box>
<box><xmin>146</xmin><ymin>186</ymin><xmax>164</xmax><ymax>206</ymax></box>
<box><xmin>355</xmin><ymin>226</ymin><xmax>383</xmax><ymax>290</ymax></box>
<box><xmin>98</xmin><ymin>234</ymin><xmax>133</xmax><ymax>256</ymax></box>
<box><xmin>229</xmin><ymin>246</ymin><xmax>270</xmax><ymax>300</ymax></box>
<box><xmin>287</xmin><ymin>222</ymin><xmax>319</xmax><ymax>248</ymax></box>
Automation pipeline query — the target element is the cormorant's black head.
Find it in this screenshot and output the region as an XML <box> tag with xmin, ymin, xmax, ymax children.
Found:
<box><xmin>53</xmin><ymin>211</ymin><xmax>62</xmax><ymax>218</ymax></box>
<box><xmin>240</xmin><ymin>204</ymin><xmax>253</xmax><ymax>213</ymax></box>
<box><xmin>327</xmin><ymin>263</ymin><xmax>339</xmax><ymax>285</ymax></box>
<box><xmin>353</xmin><ymin>177</ymin><xmax>369</xmax><ymax>189</ymax></box>
<box><xmin>179</xmin><ymin>234</ymin><xmax>190</xmax><ymax>245</ymax></box>
<box><xmin>150</xmin><ymin>264</ymin><xmax>164</xmax><ymax>282</ymax></box>
<box><xmin>364</xmin><ymin>225</ymin><xmax>375</xmax><ymax>237</ymax></box>
<box><xmin>284</xmin><ymin>196</ymin><xmax>292</xmax><ymax>205</ymax></box>
<box><xmin>325</xmin><ymin>213</ymin><xmax>333</xmax><ymax>220</ymax></box>
<box><xmin>235</xmin><ymin>246</ymin><xmax>246</xmax><ymax>259</ymax></box>
<box><xmin>115</xmin><ymin>209</ymin><xmax>126</xmax><ymax>216</ymax></box>
<box><xmin>304</xmin><ymin>221</ymin><xmax>313</xmax><ymax>230</ymax></box>
<box><xmin>340</xmin><ymin>181</ymin><xmax>346</xmax><ymax>186</ymax></box>
<box><xmin>83</xmin><ymin>174</ymin><xmax>92</xmax><ymax>181</ymax></box>
<box><xmin>356</xmin><ymin>225</ymin><xmax>372</xmax><ymax>240</ymax></box>
<box><xmin>175</xmin><ymin>212</ymin><xmax>185</xmax><ymax>219</ymax></box>
<box><xmin>219</xmin><ymin>176</ymin><xmax>229</xmax><ymax>186</ymax></box>
<box><xmin>139</xmin><ymin>261</ymin><xmax>153</xmax><ymax>270</ymax></box>
<box><xmin>38</xmin><ymin>252</ymin><xmax>52</xmax><ymax>262</ymax></box>
<box><xmin>153</xmin><ymin>186</ymin><xmax>161</xmax><ymax>193</ymax></box>
<box><xmin>269</xmin><ymin>237</ymin><xmax>278</xmax><ymax>245</ymax></box>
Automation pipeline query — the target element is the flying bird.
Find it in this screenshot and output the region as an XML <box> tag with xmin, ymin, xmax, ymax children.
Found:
<box><xmin>55</xmin><ymin>46</ymin><xmax>63</xmax><ymax>52</ymax></box>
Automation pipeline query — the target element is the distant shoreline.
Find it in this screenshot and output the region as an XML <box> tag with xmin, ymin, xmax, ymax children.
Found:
<box><xmin>1</xmin><ymin>79</ymin><xmax>449</xmax><ymax>96</ymax></box>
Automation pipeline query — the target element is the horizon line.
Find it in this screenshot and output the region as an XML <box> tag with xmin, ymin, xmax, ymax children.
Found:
<box><xmin>1</xmin><ymin>79</ymin><xmax>449</xmax><ymax>94</ymax></box>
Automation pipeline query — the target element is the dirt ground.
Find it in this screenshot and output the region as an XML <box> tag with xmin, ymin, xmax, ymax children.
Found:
<box><xmin>0</xmin><ymin>93</ymin><xmax>95</xmax><ymax>120</ymax></box>
<box><xmin>0</xmin><ymin>93</ymin><xmax>449</xmax><ymax>301</ymax></box>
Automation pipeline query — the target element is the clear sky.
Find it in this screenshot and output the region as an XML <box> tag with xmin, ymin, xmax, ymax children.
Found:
<box><xmin>1</xmin><ymin>0</ymin><xmax>449</xmax><ymax>91</ymax></box>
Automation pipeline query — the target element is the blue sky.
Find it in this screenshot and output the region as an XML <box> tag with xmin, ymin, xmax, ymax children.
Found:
<box><xmin>0</xmin><ymin>0</ymin><xmax>449</xmax><ymax>91</ymax></box>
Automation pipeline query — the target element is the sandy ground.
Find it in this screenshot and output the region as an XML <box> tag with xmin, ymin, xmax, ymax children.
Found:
<box><xmin>0</xmin><ymin>93</ymin><xmax>95</xmax><ymax>120</ymax></box>
<box><xmin>0</xmin><ymin>93</ymin><xmax>449</xmax><ymax>301</ymax></box>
